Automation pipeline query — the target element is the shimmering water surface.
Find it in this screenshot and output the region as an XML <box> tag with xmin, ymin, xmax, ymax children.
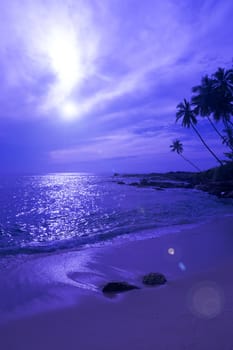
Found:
<box><xmin>0</xmin><ymin>173</ymin><xmax>232</xmax><ymax>254</ymax></box>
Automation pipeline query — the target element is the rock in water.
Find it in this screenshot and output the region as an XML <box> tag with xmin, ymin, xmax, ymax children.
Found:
<box><xmin>143</xmin><ymin>272</ymin><xmax>167</xmax><ymax>286</ymax></box>
<box><xmin>102</xmin><ymin>282</ymin><xmax>139</xmax><ymax>294</ymax></box>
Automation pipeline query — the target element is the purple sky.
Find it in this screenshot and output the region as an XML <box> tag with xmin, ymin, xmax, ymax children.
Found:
<box><xmin>0</xmin><ymin>0</ymin><xmax>232</xmax><ymax>174</ymax></box>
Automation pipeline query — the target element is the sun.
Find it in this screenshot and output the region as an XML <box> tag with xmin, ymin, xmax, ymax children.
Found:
<box><xmin>61</xmin><ymin>101</ymin><xmax>78</xmax><ymax>120</ymax></box>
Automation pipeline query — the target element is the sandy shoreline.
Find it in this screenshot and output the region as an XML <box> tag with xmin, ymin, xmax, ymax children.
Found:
<box><xmin>0</xmin><ymin>216</ymin><xmax>233</xmax><ymax>349</ymax></box>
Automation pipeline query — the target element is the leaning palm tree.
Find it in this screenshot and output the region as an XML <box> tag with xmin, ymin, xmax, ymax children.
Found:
<box><xmin>192</xmin><ymin>75</ymin><xmax>213</xmax><ymax>115</ymax></box>
<box><xmin>211</xmin><ymin>67</ymin><xmax>233</xmax><ymax>127</ymax></box>
<box><xmin>170</xmin><ymin>139</ymin><xmax>201</xmax><ymax>171</ymax></box>
<box><xmin>212</xmin><ymin>67</ymin><xmax>233</xmax><ymax>97</ymax></box>
<box><xmin>223</xmin><ymin>126</ymin><xmax>233</xmax><ymax>150</ymax></box>
<box><xmin>176</xmin><ymin>99</ymin><xmax>224</xmax><ymax>166</ymax></box>
<box><xmin>192</xmin><ymin>75</ymin><xmax>225</xmax><ymax>141</ymax></box>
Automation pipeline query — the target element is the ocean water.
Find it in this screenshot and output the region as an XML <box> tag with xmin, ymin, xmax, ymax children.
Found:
<box><xmin>0</xmin><ymin>173</ymin><xmax>232</xmax><ymax>255</ymax></box>
<box><xmin>0</xmin><ymin>172</ymin><xmax>233</xmax><ymax>324</ymax></box>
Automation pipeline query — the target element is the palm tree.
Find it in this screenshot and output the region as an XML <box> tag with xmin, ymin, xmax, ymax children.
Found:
<box><xmin>176</xmin><ymin>99</ymin><xmax>224</xmax><ymax>166</ymax></box>
<box><xmin>212</xmin><ymin>67</ymin><xmax>233</xmax><ymax>97</ymax></box>
<box><xmin>192</xmin><ymin>73</ymin><xmax>233</xmax><ymax>152</ymax></box>
<box><xmin>211</xmin><ymin>67</ymin><xmax>233</xmax><ymax>127</ymax></box>
<box><xmin>192</xmin><ymin>75</ymin><xmax>225</xmax><ymax>141</ymax></box>
<box><xmin>170</xmin><ymin>139</ymin><xmax>201</xmax><ymax>171</ymax></box>
<box><xmin>192</xmin><ymin>75</ymin><xmax>213</xmax><ymax>115</ymax></box>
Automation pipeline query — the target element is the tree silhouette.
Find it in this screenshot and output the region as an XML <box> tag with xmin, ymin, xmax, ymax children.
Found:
<box><xmin>192</xmin><ymin>75</ymin><xmax>226</xmax><ymax>142</ymax></box>
<box><xmin>176</xmin><ymin>99</ymin><xmax>224</xmax><ymax>166</ymax></box>
<box><xmin>170</xmin><ymin>139</ymin><xmax>201</xmax><ymax>171</ymax></box>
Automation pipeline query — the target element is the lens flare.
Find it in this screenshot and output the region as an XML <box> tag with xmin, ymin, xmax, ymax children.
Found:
<box><xmin>168</xmin><ymin>247</ymin><xmax>175</xmax><ymax>255</ymax></box>
<box><xmin>188</xmin><ymin>281</ymin><xmax>224</xmax><ymax>319</ymax></box>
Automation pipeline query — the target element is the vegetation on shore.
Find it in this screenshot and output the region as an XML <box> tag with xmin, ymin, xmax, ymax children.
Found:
<box><xmin>171</xmin><ymin>65</ymin><xmax>233</xmax><ymax>168</ymax></box>
<box><xmin>115</xmin><ymin>64</ymin><xmax>233</xmax><ymax>198</ymax></box>
<box><xmin>114</xmin><ymin>161</ymin><xmax>233</xmax><ymax>198</ymax></box>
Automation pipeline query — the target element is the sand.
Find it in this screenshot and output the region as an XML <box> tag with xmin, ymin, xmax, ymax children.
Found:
<box><xmin>0</xmin><ymin>216</ymin><xmax>233</xmax><ymax>349</ymax></box>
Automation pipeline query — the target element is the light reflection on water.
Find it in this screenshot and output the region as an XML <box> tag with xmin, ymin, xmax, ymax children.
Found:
<box><xmin>0</xmin><ymin>173</ymin><xmax>232</xmax><ymax>254</ymax></box>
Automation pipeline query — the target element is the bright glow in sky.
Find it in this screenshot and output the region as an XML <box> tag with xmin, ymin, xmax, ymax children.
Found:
<box><xmin>61</xmin><ymin>101</ymin><xmax>79</xmax><ymax>120</ymax></box>
<box><xmin>0</xmin><ymin>0</ymin><xmax>232</xmax><ymax>173</ymax></box>
<box><xmin>45</xmin><ymin>27</ymin><xmax>83</xmax><ymax>101</ymax></box>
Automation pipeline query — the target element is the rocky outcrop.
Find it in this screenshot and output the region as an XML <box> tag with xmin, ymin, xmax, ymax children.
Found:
<box><xmin>142</xmin><ymin>272</ymin><xmax>167</xmax><ymax>286</ymax></box>
<box><xmin>115</xmin><ymin>163</ymin><xmax>233</xmax><ymax>198</ymax></box>
<box><xmin>195</xmin><ymin>181</ymin><xmax>233</xmax><ymax>198</ymax></box>
<box><xmin>129</xmin><ymin>180</ymin><xmax>193</xmax><ymax>190</ymax></box>
<box><xmin>102</xmin><ymin>282</ymin><xmax>139</xmax><ymax>294</ymax></box>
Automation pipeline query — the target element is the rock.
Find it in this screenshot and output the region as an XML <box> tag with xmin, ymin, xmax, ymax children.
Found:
<box><xmin>132</xmin><ymin>180</ymin><xmax>193</xmax><ymax>189</ymax></box>
<box><xmin>140</xmin><ymin>178</ymin><xmax>149</xmax><ymax>185</ymax></box>
<box><xmin>142</xmin><ymin>272</ymin><xmax>167</xmax><ymax>286</ymax></box>
<box><xmin>154</xmin><ymin>187</ymin><xmax>164</xmax><ymax>191</ymax></box>
<box><xmin>195</xmin><ymin>181</ymin><xmax>233</xmax><ymax>198</ymax></box>
<box><xmin>102</xmin><ymin>282</ymin><xmax>139</xmax><ymax>294</ymax></box>
<box><xmin>117</xmin><ymin>181</ymin><xmax>125</xmax><ymax>185</ymax></box>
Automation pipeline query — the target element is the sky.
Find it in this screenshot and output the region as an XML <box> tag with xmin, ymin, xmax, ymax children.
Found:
<box><xmin>0</xmin><ymin>0</ymin><xmax>232</xmax><ymax>174</ymax></box>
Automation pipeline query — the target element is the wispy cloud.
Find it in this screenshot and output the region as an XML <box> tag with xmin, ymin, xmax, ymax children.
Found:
<box><xmin>0</xmin><ymin>0</ymin><xmax>101</xmax><ymax>115</ymax></box>
<box><xmin>0</xmin><ymin>0</ymin><xmax>232</xmax><ymax>172</ymax></box>
<box><xmin>1</xmin><ymin>0</ymin><xmax>232</xmax><ymax>119</ymax></box>
<box><xmin>0</xmin><ymin>0</ymin><xmax>193</xmax><ymax>118</ymax></box>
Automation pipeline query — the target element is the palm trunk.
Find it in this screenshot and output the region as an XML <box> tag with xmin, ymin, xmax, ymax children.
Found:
<box><xmin>180</xmin><ymin>154</ymin><xmax>201</xmax><ymax>172</ymax></box>
<box><xmin>228</xmin><ymin>120</ymin><xmax>233</xmax><ymax>127</ymax></box>
<box><xmin>223</xmin><ymin>119</ymin><xmax>233</xmax><ymax>129</ymax></box>
<box><xmin>191</xmin><ymin>122</ymin><xmax>224</xmax><ymax>166</ymax></box>
<box><xmin>207</xmin><ymin>116</ymin><xmax>224</xmax><ymax>140</ymax></box>
<box><xmin>207</xmin><ymin>116</ymin><xmax>233</xmax><ymax>152</ymax></box>
<box><xmin>222</xmin><ymin>120</ymin><xmax>233</xmax><ymax>149</ymax></box>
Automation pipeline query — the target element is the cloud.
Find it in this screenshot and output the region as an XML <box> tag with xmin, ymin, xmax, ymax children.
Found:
<box><xmin>1</xmin><ymin>0</ymin><xmax>232</xmax><ymax>120</ymax></box>
<box><xmin>0</xmin><ymin>0</ymin><xmax>193</xmax><ymax>119</ymax></box>
<box><xmin>49</xmin><ymin>125</ymin><xmax>184</xmax><ymax>164</ymax></box>
<box><xmin>0</xmin><ymin>0</ymin><xmax>232</xmax><ymax>172</ymax></box>
<box><xmin>0</xmin><ymin>0</ymin><xmax>101</xmax><ymax>116</ymax></box>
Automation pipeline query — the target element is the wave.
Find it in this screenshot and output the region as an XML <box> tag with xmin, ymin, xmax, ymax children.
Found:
<box><xmin>0</xmin><ymin>174</ymin><xmax>232</xmax><ymax>256</ymax></box>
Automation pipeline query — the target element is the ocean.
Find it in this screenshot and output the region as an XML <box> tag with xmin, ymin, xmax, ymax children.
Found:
<box><xmin>0</xmin><ymin>173</ymin><xmax>232</xmax><ymax>255</ymax></box>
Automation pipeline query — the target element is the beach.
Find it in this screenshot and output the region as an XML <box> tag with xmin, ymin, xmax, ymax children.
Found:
<box><xmin>0</xmin><ymin>215</ymin><xmax>233</xmax><ymax>349</ymax></box>
<box><xmin>0</xmin><ymin>0</ymin><xmax>233</xmax><ymax>348</ymax></box>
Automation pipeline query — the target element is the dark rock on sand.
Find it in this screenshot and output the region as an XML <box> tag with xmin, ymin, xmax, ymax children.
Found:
<box><xmin>117</xmin><ymin>181</ymin><xmax>125</xmax><ymax>185</ymax></box>
<box><xmin>143</xmin><ymin>272</ymin><xmax>167</xmax><ymax>286</ymax></box>
<box><xmin>102</xmin><ymin>282</ymin><xmax>139</xmax><ymax>294</ymax></box>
